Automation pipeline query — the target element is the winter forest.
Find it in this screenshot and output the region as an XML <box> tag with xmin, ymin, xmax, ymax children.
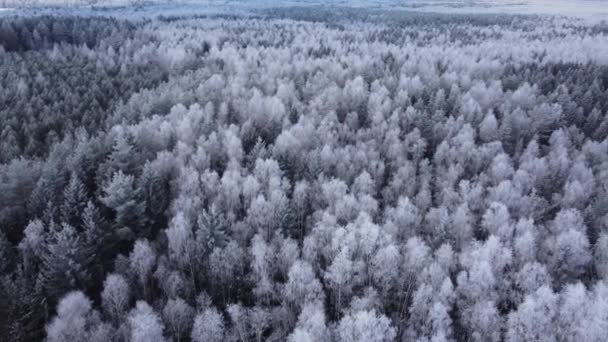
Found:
<box><xmin>1</xmin><ymin>1</ymin><xmax>608</xmax><ymax>341</ymax></box>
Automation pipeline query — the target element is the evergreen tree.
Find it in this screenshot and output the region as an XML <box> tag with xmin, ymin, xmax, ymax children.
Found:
<box><xmin>61</xmin><ymin>173</ymin><xmax>89</xmax><ymax>228</ymax></box>
<box><xmin>39</xmin><ymin>223</ymin><xmax>92</xmax><ymax>303</ymax></box>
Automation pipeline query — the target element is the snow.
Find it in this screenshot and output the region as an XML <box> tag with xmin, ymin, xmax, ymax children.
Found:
<box><xmin>395</xmin><ymin>0</ymin><xmax>608</xmax><ymax>19</ymax></box>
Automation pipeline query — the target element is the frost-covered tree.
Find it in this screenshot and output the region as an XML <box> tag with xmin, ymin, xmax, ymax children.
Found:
<box><xmin>46</xmin><ymin>291</ymin><xmax>100</xmax><ymax>342</ymax></box>
<box><xmin>1</xmin><ymin>8</ymin><xmax>607</xmax><ymax>341</ymax></box>
<box><xmin>101</xmin><ymin>273</ymin><xmax>130</xmax><ymax>323</ymax></box>
<box><xmin>39</xmin><ymin>223</ymin><xmax>92</xmax><ymax>302</ymax></box>
<box><xmin>162</xmin><ymin>297</ymin><xmax>194</xmax><ymax>342</ymax></box>
<box><xmin>335</xmin><ymin>309</ymin><xmax>396</xmax><ymax>342</ymax></box>
<box><xmin>101</xmin><ymin>170</ymin><xmax>145</xmax><ymax>234</ymax></box>
<box><xmin>506</xmin><ymin>286</ymin><xmax>558</xmax><ymax>342</ymax></box>
<box><xmin>128</xmin><ymin>239</ymin><xmax>156</xmax><ymax>299</ymax></box>
<box><xmin>128</xmin><ymin>301</ymin><xmax>166</xmax><ymax>342</ymax></box>
<box><xmin>284</xmin><ymin>259</ymin><xmax>324</xmax><ymax>311</ymax></box>
<box><xmin>191</xmin><ymin>307</ymin><xmax>225</xmax><ymax>342</ymax></box>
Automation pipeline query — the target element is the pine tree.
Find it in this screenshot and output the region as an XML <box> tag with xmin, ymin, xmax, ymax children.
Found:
<box><xmin>0</xmin><ymin>231</ymin><xmax>14</xmax><ymax>274</ymax></box>
<box><xmin>138</xmin><ymin>162</ymin><xmax>172</xmax><ymax>236</ymax></box>
<box><xmin>1</xmin><ymin>266</ymin><xmax>47</xmax><ymax>341</ymax></box>
<box><xmin>82</xmin><ymin>200</ymin><xmax>111</xmax><ymax>291</ymax></box>
<box><xmin>61</xmin><ymin>173</ymin><xmax>89</xmax><ymax>228</ymax></box>
<box><xmin>39</xmin><ymin>223</ymin><xmax>92</xmax><ymax>303</ymax></box>
<box><xmin>195</xmin><ymin>207</ymin><xmax>228</xmax><ymax>259</ymax></box>
<box><xmin>100</xmin><ymin>170</ymin><xmax>145</xmax><ymax>239</ymax></box>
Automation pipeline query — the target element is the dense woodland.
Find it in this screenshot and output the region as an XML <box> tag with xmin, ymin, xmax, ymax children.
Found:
<box><xmin>1</xmin><ymin>7</ymin><xmax>608</xmax><ymax>341</ymax></box>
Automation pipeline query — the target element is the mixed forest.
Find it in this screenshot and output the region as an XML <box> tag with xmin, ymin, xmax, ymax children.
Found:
<box><xmin>1</xmin><ymin>6</ymin><xmax>608</xmax><ymax>342</ymax></box>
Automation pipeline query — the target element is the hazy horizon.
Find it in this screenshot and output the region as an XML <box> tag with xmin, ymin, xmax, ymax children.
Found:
<box><xmin>1</xmin><ymin>0</ymin><xmax>608</xmax><ymax>18</ymax></box>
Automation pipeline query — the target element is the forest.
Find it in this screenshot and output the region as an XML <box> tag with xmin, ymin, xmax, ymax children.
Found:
<box><xmin>1</xmin><ymin>4</ymin><xmax>608</xmax><ymax>342</ymax></box>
